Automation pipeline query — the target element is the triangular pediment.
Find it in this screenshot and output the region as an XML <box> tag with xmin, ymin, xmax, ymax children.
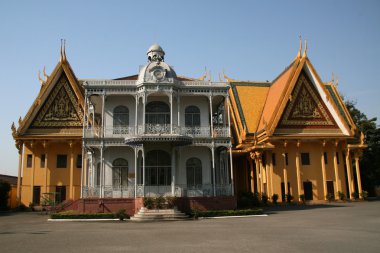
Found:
<box><xmin>31</xmin><ymin>73</ymin><xmax>83</xmax><ymax>128</ymax></box>
<box><xmin>277</xmin><ymin>70</ymin><xmax>338</xmax><ymax>129</ymax></box>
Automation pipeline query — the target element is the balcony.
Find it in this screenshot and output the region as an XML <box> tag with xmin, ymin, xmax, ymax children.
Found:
<box><xmin>82</xmin><ymin>184</ymin><xmax>232</xmax><ymax>198</ymax></box>
<box><xmin>84</xmin><ymin>125</ymin><xmax>229</xmax><ymax>139</ymax></box>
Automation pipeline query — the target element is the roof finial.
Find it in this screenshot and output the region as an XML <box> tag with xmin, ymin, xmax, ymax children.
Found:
<box><xmin>198</xmin><ymin>67</ymin><xmax>208</xmax><ymax>81</ymax></box>
<box><xmin>60</xmin><ymin>39</ymin><xmax>63</xmax><ymax>62</ymax></box>
<box><xmin>63</xmin><ymin>39</ymin><xmax>67</xmax><ymax>62</ymax></box>
<box><xmin>207</xmin><ymin>71</ymin><xmax>212</xmax><ymax>82</ymax></box>
<box><xmin>43</xmin><ymin>66</ymin><xmax>49</xmax><ymax>81</ymax></box>
<box><xmin>297</xmin><ymin>35</ymin><xmax>302</xmax><ymax>58</ymax></box>
<box><xmin>222</xmin><ymin>69</ymin><xmax>236</xmax><ymax>82</ymax></box>
<box><xmin>38</xmin><ymin>70</ymin><xmax>44</xmax><ymax>85</ymax></box>
<box><xmin>302</xmin><ymin>39</ymin><xmax>308</xmax><ymax>58</ymax></box>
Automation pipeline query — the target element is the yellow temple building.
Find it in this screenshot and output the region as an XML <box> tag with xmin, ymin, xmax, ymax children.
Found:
<box><xmin>11</xmin><ymin>42</ymin><xmax>366</xmax><ymax>211</ymax></box>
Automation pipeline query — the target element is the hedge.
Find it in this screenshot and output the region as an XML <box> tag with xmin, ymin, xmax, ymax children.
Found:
<box><xmin>191</xmin><ymin>209</ymin><xmax>263</xmax><ymax>218</ymax></box>
<box><xmin>50</xmin><ymin>213</ymin><xmax>116</xmax><ymax>219</ymax></box>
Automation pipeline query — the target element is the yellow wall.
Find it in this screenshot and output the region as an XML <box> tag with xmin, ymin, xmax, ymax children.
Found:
<box><xmin>269</xmin><ymin>140</ymin><xmax>348</xmax><ymax>201</ymax></box>
<box><xmin>21</xmin><ymin>141</ymin><xmax>82</xmax><ymax>206</ymax></box>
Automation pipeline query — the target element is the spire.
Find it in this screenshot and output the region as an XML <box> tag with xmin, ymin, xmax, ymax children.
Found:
<box><xmin>60</xmin><ymin>39</ymin><xmax>67</xmax><ymax>62</ymax></box>
<box><xmin>302</xmin><ymin>39</ymin><xmax>308</xmax><ymax>58</ymax></box>
<box><xmin>297</xmin><ymin>35</ymin><xmax>302</xmax><ymax>58</ymax></box>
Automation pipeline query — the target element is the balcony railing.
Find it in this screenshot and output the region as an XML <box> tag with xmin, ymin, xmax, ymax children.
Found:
<box><xmin>82</xmin><ymin>184</ymin><xmax>232</xmax><ymax>198</ymax></box>
<box><xmin>84</xmin><ymin>125</ymin><xmax>229</xmax><ymax>138</ymax></box>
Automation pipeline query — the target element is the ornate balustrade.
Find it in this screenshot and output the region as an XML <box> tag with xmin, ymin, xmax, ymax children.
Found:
<box><xmin>82</xmin><ymin>184</ymin><xmax>232</xmax><ymax>198</ymax></box>
<box><xmin>84</xmin><ymin>125</ymin><xmax>229</xmax><ymax>139</ymax></box>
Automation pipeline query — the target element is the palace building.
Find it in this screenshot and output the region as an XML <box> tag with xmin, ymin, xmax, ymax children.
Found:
<box><xmin>12</xmin><ymin>42</ymin><xmax>366</xmax><ymax>213</ymax></box>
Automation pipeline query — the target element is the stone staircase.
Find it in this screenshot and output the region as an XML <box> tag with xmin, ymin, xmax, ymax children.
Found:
<box><xmin>131</xmin><ymin>207</ymin><xmax>189</xmax><ymax>221</ymax></box>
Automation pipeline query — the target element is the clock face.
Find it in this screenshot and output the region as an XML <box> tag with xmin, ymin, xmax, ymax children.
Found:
<box><xmin>153</xmin><ymin>69</ymin><xmax>165</xmax><ymax>81</ymax></box>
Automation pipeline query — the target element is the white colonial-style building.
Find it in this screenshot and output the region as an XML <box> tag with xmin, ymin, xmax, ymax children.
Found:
<box><xmin>82</xmin><ymin>44</ymin><xmax>234</xmax><ymax>199</ymax></box>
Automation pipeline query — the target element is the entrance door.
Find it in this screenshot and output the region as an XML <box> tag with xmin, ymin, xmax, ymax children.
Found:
<box><xmin>327</xmin><ymin>181</ymin><xmax>335</xmax><ymax>198</ymax></box>
<box><xmin>303</xmin><ymin>181</ymin><xmax>313</xmax><ymax>200</ymax></box>
<box><xmin>56</xmin><ymin>186</ymin><xmax>66</xmax><ymax>203</ymax></box>
<box><xmin>33</xmin><ymin>186</ymin><xmax>41</xmax><ymax>205</ymax></box>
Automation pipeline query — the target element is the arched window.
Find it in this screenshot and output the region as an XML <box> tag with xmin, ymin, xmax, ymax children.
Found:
<box><xmin>186</xmin><ymin>158</ymin><xmax>202</xmax><ymax>187</ymax></box>
<box><xmin>112</xmin><ymin>158</ymin><xmax>128</xmax><ymax>186</ymax></box>
<box><xmin>113</xmin><ymin>106</ymin><xmax>129</xmax><ymax>134</ymax></box>
<box><xmin>146</xmin><ymin>150</ymin><xmax>171</xmax><ymax>186</ymax></box>
<box><xmin>145</xmin><ymin>101</ymin><xmax>170</xmax><ymax>125</ymax></box>
<box><xmin>185</xmin><ymin>106</ymin><xmax>200</xmax><ymax>127</ymax></box>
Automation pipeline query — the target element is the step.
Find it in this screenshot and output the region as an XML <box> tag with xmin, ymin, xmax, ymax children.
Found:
<box><xmin>131</xmin><ymin>208</ymin><xmax>189</xmax><ymax>221</ymax></box>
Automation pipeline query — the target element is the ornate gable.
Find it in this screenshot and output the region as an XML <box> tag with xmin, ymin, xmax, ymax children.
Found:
<box><xmin>31</xmin><ymin>74</ymin><xmax>83</xmax><ymax>128</ymax></box>
<box><xmin>278</xmin><ymin>71</ymin><xmax>338</xmax><ymax>129</ymax></box>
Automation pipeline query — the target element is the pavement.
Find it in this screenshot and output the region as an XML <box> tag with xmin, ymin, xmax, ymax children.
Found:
<box><xmin>1</xmin><ymin>201</ymin><xmax>380</xmax><ymax>253</ymax></box>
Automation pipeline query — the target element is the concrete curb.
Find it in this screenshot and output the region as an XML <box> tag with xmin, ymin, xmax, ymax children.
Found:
<box><xmin>198</xmin><ymin>214</ymin><xmax>268</xmax><ymax>219</ymax></box>
<box><xmin>48</xmin><ymin>218</ymin><xmax>120</xmax><ymax>222</ymax></box>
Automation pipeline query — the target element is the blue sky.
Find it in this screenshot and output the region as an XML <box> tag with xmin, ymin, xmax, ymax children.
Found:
<box><xmin>1</xmin><ymin>0</ymin><xmax>379</xmax><ymax>176</ymax></box>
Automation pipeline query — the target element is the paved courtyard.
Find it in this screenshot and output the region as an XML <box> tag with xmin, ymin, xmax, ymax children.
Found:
<box><xmin>1</xmin><ymin>201</ymin><xmax>380</xmax><ymax>253</ymax></box>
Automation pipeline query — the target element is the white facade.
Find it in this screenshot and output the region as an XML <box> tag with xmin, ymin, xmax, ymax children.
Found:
<box><xmin>81</xmin><ymin>45</ymin><xmax>234</xmax><ymax>198</ymax></box>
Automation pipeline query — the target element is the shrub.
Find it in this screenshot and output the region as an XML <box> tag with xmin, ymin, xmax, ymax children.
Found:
<box><xmin>300</xmin><ymin>194</ymin><xmax>306</xmax><ymax>204</ymax></box>
<box><xmin>155</xmin><ymin>196</ymin><xmax>165</xmax><ymax>209</ymax></box>
<box><xmin>238</xmin><ymin>192</ymin><xmax>261</xmax><ymax>208</ymax></box>
<box><xmin>50</xmin><ymin>212</ymin><xmax>115</xmax><ymax>219</ymax></box>
<box><xmin>191</xmin><ymin>209</ymin><xmax>263</xmax><ymax>218</ymax></box>
<box><xmin>115</xmin><ymin>209</ymin><xmax>129</xmax><ymax>220</ymax></box>
<box><xmin>351</xmin><ymin>192</ymin><xmax>359</xmax><ymax>200</ymax></box>
<box><xmin>143</xmin><ymin>197</ymin><xmax>154</xmax><ymax>209</ymax></box>
<box><xmin>0</xmin><ymin>181</ymin><xmax>11</xmax><ymax>211</ymax></box>
<box><xmin>360</xmin><ymin>191</ymin><xmax>368</xmax><ymax>200</ymax></box>
<box><xmin>261</xmin><ymin>193</ymin><xmax>268</xmax><ymax>205</ymax></box>
<box><xmin>165</xmin><ymin>196</ymin><xmax>177</xmax><ymax>208</ymax></box>
<box><xmin>271</xmin><ymin>194</ymin><xmax>279</xmax><ymax>205</ymax></box>
<box><xmin>338</xmin><ymin>191</ymin><xmax>345</xmax><ymax>201</ymax></box>
<box><xmin>286</xmin><ymin>193</ymin><xmax>293</xmax><ymax>203</ymax></box>
<box><xmin>326</xmin><ymin>193</ymin><xmax>335</xmax><ymax>202</ymax></box>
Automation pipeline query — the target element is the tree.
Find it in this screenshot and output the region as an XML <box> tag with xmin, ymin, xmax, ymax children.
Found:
<box><xmin>345</xmin><ymin>100</ymin><xmax>380</xmax><ymax>196</ymax></box>
<box><xmin>0</xmin><ymin>181</ymin><xmax>11</xmax><ymax>210</ymax></box>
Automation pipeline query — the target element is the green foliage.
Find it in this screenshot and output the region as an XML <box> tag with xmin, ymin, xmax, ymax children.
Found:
<box><xmin>338</xmin><ymin>191</ymin><xmax>345</xmax><ymax>201</ymax></box>
<box><xmin>360</xmin><ymin>191</ymin><xmax>368</xmax><ymax>200</ymax></box>
<box><xmin>261</xmin><ymin>193</ymin><xmax>268</xmax><ymax>205</ymax></box>
<box><xmin>0</xmin><ymin>181</ymin><xmax>11</xmax><ymax>210</ymax></box>
<box><xmin>143</xmin><ymin>197</ymin><xmax>154</xmax><ymax>209</ymax></box>
<box><xmin>271</xmin><ymin>194</ymin><xmax>279</xmax><ymax>205</ymax></box>
<box><xmin>326</xmin><ymin>193</ymin><xmax>335</xmax><ymax>202</ymax></box>
<box><xmin>155</xmin><ymin>196</ymin><xmax>165</xmax><ymax>209</ymax></box>
<box><xmin>351</xmin><ymin>192</ymin><xmax>359</xmax><ymax>200</ymax></box>
<box><xmin>165</xmin><ymin>196</ymin><xmax>177</xmax><ymax>208</ymax></box>
<box><xmin>300</xmin><ymin>194</ymin><xmax>306</xmax><ymax>204</ymax></box>
<box><xmin>286</xmin><ymin>193</ymin><xmax>293</xmax><ymax>203</ymax></box>
<box><xmin>345</xmin><ymin>100</ymin><xmax>380</xmax><ymax>196</ymax></box>
<box><xmin>238</xmin><ymin>192</ymin><xmax>261</xmax><ymax>208</ymax></box>
<box><xmin>191</xmin><ymin>209</ymin><xmax>263</xmax><ymax>218</ymax></box>
<box><xmin>115</xmin><ymin>209</ymin><xmax>129</xmax><ymax>220</ymax></box>
<box><xmin>50</xmin><ymin>212</ymin><xmax>115</xmax><ymax>219</ymax></box>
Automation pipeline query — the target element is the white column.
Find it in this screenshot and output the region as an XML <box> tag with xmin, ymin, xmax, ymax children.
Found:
<box><xmin>101</xmin><ymin>93</ymin><xmax>105</xmax><ymax>137</ymax></box>
<box><xmin>135</xmin><ymin>95</ymin><xmax>138</xmax><ymax>134</ymax></box>
<box><xmin>170</xmin><ymin>93</ymin><xmax>173</xmax><ymax>134</ymax></box>
<box><xmin>211</xmin><ymin>146</ymin><xmax>216</xmax><ymax>196</ymax></box>
<box><xmin>134</xmin><ymin>148</ymin><xmax>137</xmax><ymax>198</ymax></box>
<box><xmin>226</xmin><ymin>97</ymin><xmax>231</xmax><ymax>137</ymax></box>
<box><xmin>142</xmin><ymin>145</ymin><xmax>145</xmax><ymax>197</ymax></box>
<box><xmin>229</xmin><ymin>145</ymin><xmax>234</xmax><ymax>196</ymax></box>
<box><xmin>209</xmin><ymin>95</ymin><xmax>214</xmax><ymax>137</ymax></box>
<box><xmin>171</xmin><ymin>147</ymin><xmax>176</xmax><ymax>196</ymax></box>
<box><xmin>100</xmin><ymin>146</ymin><xmax>104</xmax><ymax>198</ymax></box>
<box><xmin>177</xmin><ymin>95</ymin><xmax>180</xmax><ymax>126</ymax></box>
<box><xmin>142</xmin><ymin>95</ymin><xmax>146</xmax><ymax>133</ymax></box>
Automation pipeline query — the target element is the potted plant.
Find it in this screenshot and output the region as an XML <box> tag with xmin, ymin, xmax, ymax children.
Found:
<box><xmin>115</xmin><ymin>208</ymin><xmax>129</xmax><ymax>221</ymax></box>
<box><xmin>337</xmin><ymin>191</ymin><xmax>345</xmax><ymax>201</ymax></box>
<box><xmin>351</xmin><ymin>192</ymin><xmax>359</xmax><ymax>200</ymax></box>
<box><xmin>155</xmin><ymin>196</ymin><xmax>165</xmax><ymax>209</ymax></box>
<box><xmin>360</xmin><ymin>191</ymin><xmax>368</xmax><ymax>200</ymax></box>
<box><xmin>326</xmin><ymin>193</ymin><xmax>334</xmax><ymax>202</ymax></box>
<box><xmin>271</xmin><ymin>194</ymin><xmax>279</xmax><ymax>205</ymax></box>
<box><xmin>143</xmin><ymin>197</ymin><xmax>154</xmax><ymax>209</ymax></box>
